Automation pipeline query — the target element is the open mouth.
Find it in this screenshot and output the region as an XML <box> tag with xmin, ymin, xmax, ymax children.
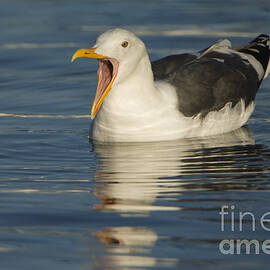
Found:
<box><xmin>71</xmin><ymin>48</ymin><xmax>119</xmax><ymax>119</ymax></box>
<box><xmin>96</xmin><ymin>59</ymin><xmax>118</xmax><ymax>105</ymax></box>
<box><xmin>92</xmin><ymin>58</ymin><xmax>119</xmax><ymax>118</ymax></box>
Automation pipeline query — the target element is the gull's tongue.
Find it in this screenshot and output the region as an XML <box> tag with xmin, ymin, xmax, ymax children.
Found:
<box><xmin>96</xmin><ymin>60</ymin><xmax>113</xmax><ymax>102</ymax></box>
<box><xmin>90</xmin><ymin>58</ymin><xmax>119</xmax><ymax>119</ymax></box>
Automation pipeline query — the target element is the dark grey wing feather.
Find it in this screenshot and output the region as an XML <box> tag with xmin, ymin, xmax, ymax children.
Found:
<box><xmin>151</xmin><ymin>35</ymin><xmax>270</xmax><ymax>118</ymax></box>
<box><xmin>168</xmin><ymin>52</ymin><xmax>259</xmax><ymax>117</ymax></box>
<box><xmin>151</xmin><ymin>54</ymin><xmax>196</xmax><ymax>80</ymax></box>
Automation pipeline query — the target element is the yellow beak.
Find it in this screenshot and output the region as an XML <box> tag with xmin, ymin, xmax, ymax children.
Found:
<box><xmin>71</xmin><ymin>48</ymin><xmax>107</xmax><ymax>62</ymax></box>
<box><xmin>71</xmin><ymin>48</ymin><xmax>116</xmax><ymax>120</ymax></box>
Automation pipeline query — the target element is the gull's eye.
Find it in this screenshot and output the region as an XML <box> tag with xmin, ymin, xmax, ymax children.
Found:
<box><xmin>121</xmin><ymin>41</ymin><xmax>129</xmax><ymax>48</ymax></box>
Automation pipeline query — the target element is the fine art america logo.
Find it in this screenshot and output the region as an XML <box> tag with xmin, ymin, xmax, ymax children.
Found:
<box><xmin>219</xmin><ymin>205</ymin><xmax>270</xmax><ymax>255</ymax></box>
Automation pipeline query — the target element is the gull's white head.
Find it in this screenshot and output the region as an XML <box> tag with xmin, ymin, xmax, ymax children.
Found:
<box><xmin>71</xmin><ymin>28</ymin><xmax>148</xmax><ymax>119</ymax></box>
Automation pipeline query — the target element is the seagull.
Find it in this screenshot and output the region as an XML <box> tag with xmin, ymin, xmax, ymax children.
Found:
<box><xmin>72</xmin><ymin>28</ymin><xmax>270</xmax><ymax>142</ymax></box>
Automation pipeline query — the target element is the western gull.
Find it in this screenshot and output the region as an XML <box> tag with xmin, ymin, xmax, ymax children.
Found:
<box><xmin>71</xmin><ymin>28</ymin><xmax>270</xmax><ymax>142</ymax></box>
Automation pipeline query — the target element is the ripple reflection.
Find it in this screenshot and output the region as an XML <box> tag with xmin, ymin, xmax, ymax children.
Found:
<box><xmin>92</xmin><ymin>126</ymin><xmax>270</xmax><ymax>216</ymax></box>
<box><xmin>90</xmin><ymin>126</ymin><xmax>270</xmax><ymax>269</ymax></box>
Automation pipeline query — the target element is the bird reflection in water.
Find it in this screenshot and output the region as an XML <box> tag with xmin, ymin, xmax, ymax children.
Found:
<box><xmin>92</xmin><ymin>226</ymin><xmax>176</xmax><ymax>269</ymax></box>
<box><xmin>89</xmin><ymin>127</ymin><xmax>270</xmax><ymax>269</ymax></box>
<box><xmin>92</xmin><ymin>126</ymin><xmax>257</xmax><ymax>217</ymax></box>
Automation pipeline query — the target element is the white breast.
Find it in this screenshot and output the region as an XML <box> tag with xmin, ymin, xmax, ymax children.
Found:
<box><xmin>91</xmin><ymin>81</ymin><xmax>255</xmax><ymax>143</ymax></box>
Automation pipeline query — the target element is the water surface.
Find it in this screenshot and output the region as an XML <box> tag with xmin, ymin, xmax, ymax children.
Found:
<box><xmin>1</xmin><ymin>0</ymin><xmax>270</xmax><ymax>269</ymax></box>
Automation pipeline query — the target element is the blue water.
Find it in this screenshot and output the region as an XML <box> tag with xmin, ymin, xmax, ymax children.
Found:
<box><xmin>1</xmin><ymin>0</ymin><xmax>270</xmax><ymax>269</ymax></box>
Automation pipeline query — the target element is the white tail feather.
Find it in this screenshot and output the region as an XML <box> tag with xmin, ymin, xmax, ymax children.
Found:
<box><xmin>263</xmin><ymin>39</ymin><xmax>270</xmax><ymax>79</ymax></box>
<box><xmin>264</xmin><ymin>60</ymin><xmax>270</xmax><ymax>79</ymax></box>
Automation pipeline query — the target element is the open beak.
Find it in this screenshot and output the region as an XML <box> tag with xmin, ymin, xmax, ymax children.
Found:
<box><xmin>71</xmin><ymin>48</ymin><xmax>119</xmax><ymax>119</ymax></box>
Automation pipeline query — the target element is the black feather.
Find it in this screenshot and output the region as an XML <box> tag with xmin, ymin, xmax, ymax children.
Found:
<box><xmin>151</xmin><ymin>35</ymin><xmax>269</xmax><ymax>118</ymax></box>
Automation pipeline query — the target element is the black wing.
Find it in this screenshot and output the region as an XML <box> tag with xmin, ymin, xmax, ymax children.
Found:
<box><xmin>151</xmin><ymin>54</ymin><xmax>197</xmax><ymax>80</ymax></box>
<box><xmin>151</xmin><ymin>35</ymin><xmax>270</xmax><ymax>118</ymax></box>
